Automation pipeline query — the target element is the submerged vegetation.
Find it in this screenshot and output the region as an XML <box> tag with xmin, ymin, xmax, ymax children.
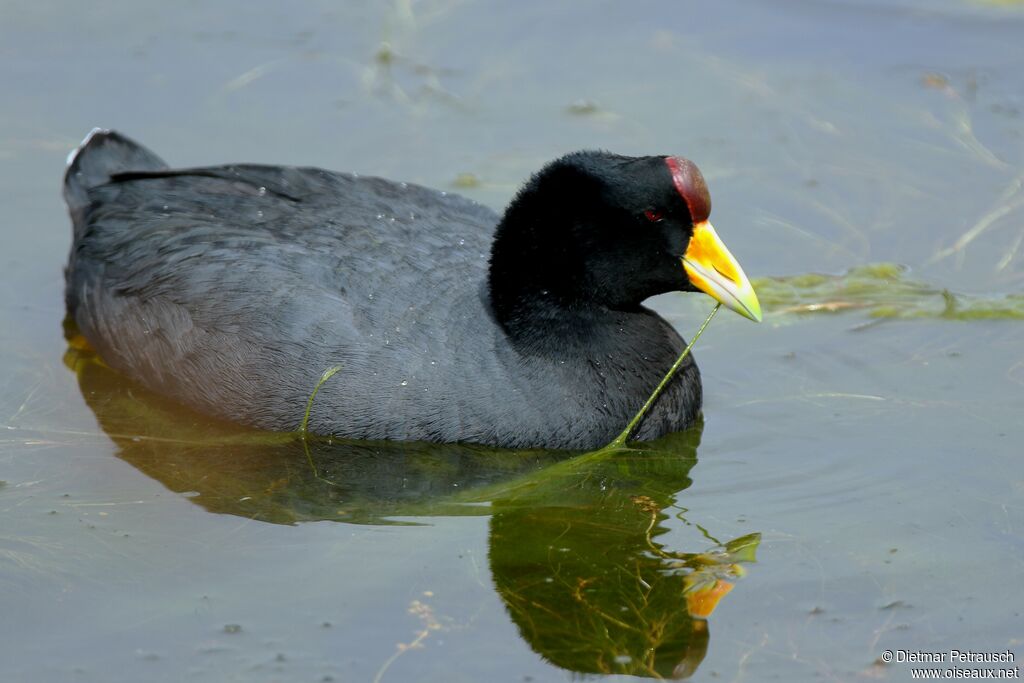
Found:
<box><xmin>753</xmin><ymin>263</ymin><xmax>1024</xmax><ymax>320</ymax></box>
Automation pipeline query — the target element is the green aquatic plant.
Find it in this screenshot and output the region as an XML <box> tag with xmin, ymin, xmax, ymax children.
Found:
<box><xmin>300</xmin><ymin>365</ymin><xmax>342</xmax><ymax>437</ymax></box>
<box><xmin>606</xmin><ymin>303</ymin><xmax>721</xmax><ymax>449</ymax></box>
<box><xmin>753</xmin><ymin>263</ymin><xmax>1024</xmax><ymax>320</ymax></box>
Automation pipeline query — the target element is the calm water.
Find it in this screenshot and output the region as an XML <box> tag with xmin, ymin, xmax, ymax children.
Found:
<box><xmin>2</xmin><ymin>1</ymin><xmax>1022</xmax><ymax>681</ymax></box>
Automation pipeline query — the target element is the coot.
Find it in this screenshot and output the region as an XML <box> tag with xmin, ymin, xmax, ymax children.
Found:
<box><xmin>63</xmin><ymin>129</ymin><xmax>760</xmax><ymax>450</ymax></box>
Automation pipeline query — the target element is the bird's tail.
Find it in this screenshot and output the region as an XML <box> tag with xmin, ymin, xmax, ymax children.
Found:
<box><xmin>63</xmin><ymin>129</ymin><xmax>168</xmax><ymax>234</ymax></box>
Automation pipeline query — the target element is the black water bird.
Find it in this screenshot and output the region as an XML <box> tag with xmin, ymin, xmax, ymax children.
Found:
<box><xmin>63</xmin><ymin>129</ymin><xmax>760</xmax><ymax>449</ymax></box>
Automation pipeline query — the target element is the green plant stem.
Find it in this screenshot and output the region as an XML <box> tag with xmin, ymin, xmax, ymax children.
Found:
<box><xmin>300</xmin><ymin>365</ymin><xmax>342</xmax><ymax>438</ymax></box>
<box><xmin>606</xmin><ymin>303</ymin><xmax>722</xmax><ymax>449</ymax></box>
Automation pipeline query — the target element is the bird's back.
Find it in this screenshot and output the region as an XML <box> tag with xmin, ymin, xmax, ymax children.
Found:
<box><xmin>65</xmin><ymin>131</ymin><xmax>506</xmax><ymax>437</ymax></box>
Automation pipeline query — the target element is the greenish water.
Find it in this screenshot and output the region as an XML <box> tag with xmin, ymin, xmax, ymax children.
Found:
<box><xmin>1</xmin><ymin>1</ymin><xmax>1022</xmax><ymax>681</ymax></box>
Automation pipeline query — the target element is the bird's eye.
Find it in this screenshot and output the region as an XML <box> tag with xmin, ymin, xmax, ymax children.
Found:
<box><xmin>644</xmin><ymin>209</ymin><xmax>664</xmax><ymax>223</ymax></box>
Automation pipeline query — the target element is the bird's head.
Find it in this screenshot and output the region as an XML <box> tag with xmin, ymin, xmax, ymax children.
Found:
<box><xmin>490</xmin><ymin>151</ymin><xmax>762</xmax><ymax>322</ymax></box>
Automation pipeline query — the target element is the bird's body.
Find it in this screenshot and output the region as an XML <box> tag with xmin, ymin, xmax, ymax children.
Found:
<box><xmin>64</xmin><ymin>131</ymin><xmax>758</xmax><ymax>450</ymax></box>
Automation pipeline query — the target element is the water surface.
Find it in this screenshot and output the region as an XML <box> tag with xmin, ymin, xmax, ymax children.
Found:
<box><xmin>1</xmin><ymin>1</ymin><xmax>1022</xmax><ymax>681</ymax></box>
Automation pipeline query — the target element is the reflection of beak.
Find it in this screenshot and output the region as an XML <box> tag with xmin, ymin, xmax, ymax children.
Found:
<box><xmin>682</xmin><ymin>221</ymin><xmax>763</xmax><ymax>322</ymax></box>
<box><xmin>684</xmin><ymin>578</ymin><xmax>735</xmax><ymax>619</ymax></box>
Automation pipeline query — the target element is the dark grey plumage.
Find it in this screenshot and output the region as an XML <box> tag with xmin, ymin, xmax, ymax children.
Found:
<box><xmin>64</xmin><ymin>131</ymin><xmax>700</xmax><ymax>449</ymax></box>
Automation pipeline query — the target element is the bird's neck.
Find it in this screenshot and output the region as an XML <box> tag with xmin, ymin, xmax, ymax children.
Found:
<box><xmin>489</xmin><ymin>195</ymin><xmax>583</xmax><ymax>316</ymax></box>
<box><xmin>488</xmin><ymin>231</ymin><xmax>662</xmax><ymax>361</ymax></box>
<box><xmin>488</xmin><ymin>222</ymin><xmax>598</xmax><ymax>349</ymax></box>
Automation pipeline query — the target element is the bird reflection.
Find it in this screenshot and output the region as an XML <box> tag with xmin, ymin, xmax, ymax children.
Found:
<box><xmin>65</xmin><ymin>330</ymin><xmax>759</xmax><ymax>679</ymax></box>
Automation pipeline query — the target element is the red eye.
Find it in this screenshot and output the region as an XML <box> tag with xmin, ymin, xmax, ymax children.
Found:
<box><xmin>644</xmin><ymin>209</ymin><xmax>664</xmax><ymax>223</ymax></box>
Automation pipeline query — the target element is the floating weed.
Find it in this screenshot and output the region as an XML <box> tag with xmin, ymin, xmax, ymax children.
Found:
<box><xmin>451</xmin><ymin>172</ymin><xmax>480</xmax><ymax>188</ymax></box>
<box><xmin>372</xmin><ymin>593</ymin><xmax>446</xmax><ymax>683</ymax></box>
<box><xmin>566</xmin><ymin>99</ymin><xmax>601</xmax><ymax>116</ymax></box>
<box><xmin>929</xmin><ymin>173</ymin><xmax>1024</xmax><ymax>267</ymax></box>
<box><xmin>753</xmin><ymin>263</ymin><xmax>1024</xmax><ymax>320</ymax></box>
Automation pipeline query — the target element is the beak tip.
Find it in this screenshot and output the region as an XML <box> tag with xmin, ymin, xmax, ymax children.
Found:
<box><xmin>748</xmin><ymin>301</ymin><xmax>763</xmax><ymax>323</ymax></box>
<box><xmin>736</xmin><ymin>304</ymin><xmax>762</xmax><ymax>323</ymax></box>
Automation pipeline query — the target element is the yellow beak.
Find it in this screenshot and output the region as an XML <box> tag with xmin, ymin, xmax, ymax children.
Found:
<box><xmin>682</xmin><ymin>221</ymin><xmax>762</xmax><ymax>322</ymax></box>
